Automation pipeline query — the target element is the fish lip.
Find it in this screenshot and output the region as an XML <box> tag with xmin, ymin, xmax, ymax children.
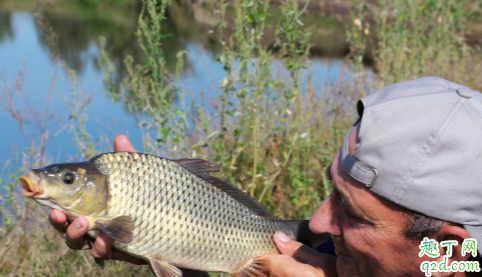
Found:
<box><xmin>20</xmin><ymin>171</ymin><xmax>44</xmax><ymax>198</ymax></box>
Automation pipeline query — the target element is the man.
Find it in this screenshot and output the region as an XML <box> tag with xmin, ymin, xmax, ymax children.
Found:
<box><xmin>49</xmin><ymin>77</ymin><xmax>482</xmax><ymax>276</ymax></box>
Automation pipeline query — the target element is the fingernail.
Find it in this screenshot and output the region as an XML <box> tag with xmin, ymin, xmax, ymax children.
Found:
<box><xmin>73</xmin><ymin>219</ymin><xmax>84</xmax><ymax>229</ymax></box>
<box><xmin>276</xmin><ymin>231</ymin><xmax>291</xmax><ymax>242</ymax></box>
<box><xmin>50</xmin><ymin>212</ymin><xmax>56</xmax><ymax>221</ymax></box>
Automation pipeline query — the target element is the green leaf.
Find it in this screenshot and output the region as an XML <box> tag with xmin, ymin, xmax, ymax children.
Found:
<box><xmin>258</xmin><ymin>10</ymin><xmax>266</xmax><ymax>19</ymax></box>
<box><xmin>173</xmin><ymin>110</ymin><xmax>189</xmax><ymax>127</ymax></box>
<box><xmin>7</xmin><ymin>195</ymin><xmax>16</xmax><ymax>204</ymax></box>
<box><xmin>161</xmin><ymin>127</ymin><xmax>171</xmax><ymax>139</ymax></box>
<box><xmin>141</xmin><ymin>61</ymin><xmax>153</xmax><ymax>69</ymax></box>
<box><xmin>158</xmin><ymin>34</ymin><xmax>172</xmax><ymax>40</ymax></box>
<box><xmin>233</xmin><ymin>128</ymin><xmax>241</xmax><ymax>138</ymax></box>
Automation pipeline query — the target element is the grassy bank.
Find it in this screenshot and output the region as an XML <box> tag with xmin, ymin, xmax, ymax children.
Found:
<box><xmin>1</xmin><ymin>0</ymin><xmax>481</xmax><ymax>276</ymax></box>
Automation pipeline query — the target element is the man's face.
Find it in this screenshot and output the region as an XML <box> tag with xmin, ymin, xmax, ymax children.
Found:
<box><xmin>310</xmin><ymin>125</ymin><xmax>427</xmax><ymax>277</ymax></box>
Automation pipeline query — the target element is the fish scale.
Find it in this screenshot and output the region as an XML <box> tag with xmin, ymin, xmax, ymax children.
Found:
<box><xmin>91</xmin><ymin>152</ymin><xmax>292</xmax><ymax>272</ymax></box>
<box><xmin>21</xmin><ymin>151</ymin><xmax>328</xmax><ymax>277</ymax></box>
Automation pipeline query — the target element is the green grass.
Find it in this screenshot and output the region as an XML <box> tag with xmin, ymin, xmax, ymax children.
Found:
<box><xmin>347</xmin><ymin>0</ymin><xmax>482</xmax><ymax>89</ymax></box>
<box><xmin>1</xmin><ymin>0</ymin><xmax>482</xmax><ymax>276</ymax></box>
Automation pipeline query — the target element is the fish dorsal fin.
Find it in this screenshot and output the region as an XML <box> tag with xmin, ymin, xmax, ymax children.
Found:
<box><xmin>174</xmin><ymin>159</ymin><xmax>273</xmax><ymax>218</ymax></box>
<box><xmin>148</xmin><ymin>258</ymin><xmax>182</xmax><ymax>277</ymax></box>
<box><xmin>172</xmin><ymin>159</ymin><xmax>220</xmax><ymax>173</ymax></box>
<box><xmin>95</xmin><ymin>215</ymin><xmax>133</xmax><ymax>244</ymax></box>
<box><xmin>178</xmin><ymin>161</ymin><xmax>274</xmax><ymax>219</ymax></box>
<box><xmin>203</xmin><ymin>175</ymin><xmax>274</xmax><ymax>219</ymax></box>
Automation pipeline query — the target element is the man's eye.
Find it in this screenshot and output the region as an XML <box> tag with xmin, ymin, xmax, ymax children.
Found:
<box><xmin>345</xmin><ymin>208</ymin><xmax>374</xmax><ymax>226</ymax></box>
<box><xmin>332</xmin><ymin>188</ymin><xmax>374</xmax><ymax>226</ymax></box>
<box><xmin>346</xmin><ymin>212</ymin><xmax>365</xmax><ymax>223</ymax></box>
<box><xmin>332</xmin><ymin>191</ymin><xmax>357</xmax><ymax>221</ymax></box>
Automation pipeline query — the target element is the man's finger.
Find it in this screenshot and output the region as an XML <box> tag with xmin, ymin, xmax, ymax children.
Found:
<box><xmin>273</xmin><ymin>232</ymin><xmax>321</xmax><ymax>264</ymax></box>
<box><xmin>114</xmin><ymin>135</ymin><xmax>137</xmax><ymax>152</ymax></box>
<box><xmin>91</xmin><ymin>232</ymin><xmax>115</xmax><ymax>259</ymax></box>
<box><xmin>92</xmin><ymin>232</ymin><xmax>146</xmax><ymax>265</ymax></box>
<box><xmin>262</xmin><ymin>254</ymin><xmax>331</xmax><ymax>277</ymax></box>
<box><xmin>49</xmin><ymin>209</ymin><xmax>69</xmax><ymax>233</ymax></box>
<box><xmin>65</xmin><ymin>216</ymin><xmax>91</xmax><ymax>250</ymax></box>
<box><xmin>274</xmin><ymin>232</ymin><xmax>337</xmax><ymax>271</ymax></box>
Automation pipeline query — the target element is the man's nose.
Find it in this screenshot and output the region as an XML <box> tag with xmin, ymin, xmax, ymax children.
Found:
<box><xmin>309</xmin><ymin>193</ymin><xmax>341</xmax><ymax>236</ymax></box>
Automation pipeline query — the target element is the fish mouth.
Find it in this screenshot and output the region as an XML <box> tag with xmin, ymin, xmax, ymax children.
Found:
<box><xmin>20</xmin><ymin>171</ymin><xmax>44</xmax><ymax>198</ymax></box>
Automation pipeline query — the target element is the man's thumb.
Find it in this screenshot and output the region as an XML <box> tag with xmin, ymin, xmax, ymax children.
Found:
<box><xmin>274</xmin><ymin>231</ymin><xmax>329</xmax><ymax>265</ymax></box>
<box><xmin>274</xmin><ymin>231</ymin><xmax>304</xmax><ymax>255</ymax></box>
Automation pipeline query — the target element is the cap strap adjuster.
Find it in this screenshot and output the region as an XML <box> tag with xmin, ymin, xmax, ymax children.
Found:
<box><xmin>340</xmin><ymin>128</ymin><xmax>378</xmax><ymax>188</ymax></box>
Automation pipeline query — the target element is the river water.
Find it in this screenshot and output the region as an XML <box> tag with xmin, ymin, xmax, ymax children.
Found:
<box><xmin>0</xmin><ymin>2</ymin><xmax>353</xmax><ymax>169</ymax></box>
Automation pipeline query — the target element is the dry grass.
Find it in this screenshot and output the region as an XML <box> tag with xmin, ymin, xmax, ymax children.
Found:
<box><xmin>0</xmin><ymin>204</ymin><xmax>152</xmax><ymax>276</ymax></box>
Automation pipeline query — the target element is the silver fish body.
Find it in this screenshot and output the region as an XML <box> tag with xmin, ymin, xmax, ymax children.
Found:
<box><xmin>21</xmin><ymin>152</ymin><xmax>327</xmax><ymax>277</ymax></box>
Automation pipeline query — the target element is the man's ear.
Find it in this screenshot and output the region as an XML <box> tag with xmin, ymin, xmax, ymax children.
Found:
<box><xmin>430</xmin><ymin>226</ymin><xmax>473</xmax><ymax>277</ymax></box>
<box><xmin>436</xmin><ymin>225</ymin><xmax>473</xmax><ymax>262</ymax></box>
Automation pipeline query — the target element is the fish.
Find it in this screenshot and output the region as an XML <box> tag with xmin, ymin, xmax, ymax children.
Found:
<box><xmin>19</xmin><ymin>152</ymin><xmax>328</xmax><ymax>277</ymax></box>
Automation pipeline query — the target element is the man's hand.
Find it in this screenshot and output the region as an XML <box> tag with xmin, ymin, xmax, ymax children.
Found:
<box><xmin>48</xmin><ymin>135</ymin><xmax>209</xmax><ymax>276</ymax></box>
<box><xmin>263</xmin><ymin>232</ymin><xmax>339</xmax><ymax>277</ymax></box>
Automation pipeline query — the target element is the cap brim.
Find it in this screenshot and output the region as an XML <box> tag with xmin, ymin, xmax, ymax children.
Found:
<box><xmin>462</xmin><ymin>224</ymin><xmax>482</xmax><ymax>256</ymax></box>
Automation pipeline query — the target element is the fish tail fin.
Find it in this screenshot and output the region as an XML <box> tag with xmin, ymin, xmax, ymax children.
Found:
<box><xmin>231</xmin><ymin>257</ymin><xmax>268</xmax><ymax>277</ymax></box>
<box><xmin>278</xmin><ymin>219</ymin><xmax>330</xmax><ymax>248</ymax></box>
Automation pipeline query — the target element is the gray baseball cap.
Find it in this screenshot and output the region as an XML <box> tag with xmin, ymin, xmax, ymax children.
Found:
<box><xmin>340</xmin><ymin>76</ymin><xmax>482</xmax><ymax>253</ymax></box>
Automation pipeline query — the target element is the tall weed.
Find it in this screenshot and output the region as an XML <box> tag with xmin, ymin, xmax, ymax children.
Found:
<box><xmin>347</xmin><ymin>0</ymin><xmax>482</xmax><ymax>89</ymax></box>
<box><xmin>0</xmin><ymin>12</ymin><xmax>151</xmax><ymax>277</ymax></box>
<box><xmin>102</xmin><ymin>0</ymin><xmax>355</xmax><ymax>221</ymax></box>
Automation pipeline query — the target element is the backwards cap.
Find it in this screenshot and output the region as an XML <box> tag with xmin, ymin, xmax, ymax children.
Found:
<box><xmin>341</xmin><ymin>77</ymin><xmax>482</xmax><ymax>253</ymax></box>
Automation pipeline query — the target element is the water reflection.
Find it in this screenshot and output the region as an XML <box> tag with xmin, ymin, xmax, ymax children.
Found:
<box><xmin>0</xmin><ymin>2</ymin><xmax>199</xmax><ymax>79</ymax></box>
<box><xmin>34</xmin><ymin>3</ymin><xmax>143</xmax><ymax>78</ymax></box>
<box><xmin>0</xmin><ymin>10</ymin><xmax>14</xmax><ymax>42</ymax></box>
<box><xmin>1</xmin><ymin>1</ymin><xmax>350</xmax><ymax>78</ymax></box>
<box><xmin>0</xmin><ymin>1</ymin><xmax>356</xmax><ymax>166</ymax></box>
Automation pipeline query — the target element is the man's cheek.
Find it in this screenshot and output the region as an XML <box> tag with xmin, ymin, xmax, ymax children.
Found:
<box><xmin>343</xmin><ymin>228</ymin><xmax>381</xmax><ymax>260</ymax></box>
<box><xmin>336</xmin><ymin>255</ymin><xmax>363</xmax><ymax>277</ymax></box>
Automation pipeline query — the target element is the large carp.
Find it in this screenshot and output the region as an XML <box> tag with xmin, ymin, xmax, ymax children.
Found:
<box><xmin>19</xmin><ymin>152</ymin><xmax>327</xmax><ymax>277</ymax></box>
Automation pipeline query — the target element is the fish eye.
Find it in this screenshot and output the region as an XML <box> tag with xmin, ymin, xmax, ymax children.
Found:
<box><xmin>62</xmin><ymin>173</ymin><xmax>75</xmax><ymax>185</ymax></box>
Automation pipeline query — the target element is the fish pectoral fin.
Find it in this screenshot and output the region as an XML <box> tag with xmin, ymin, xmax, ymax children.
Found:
<box><xmin>148</xmin><ymin>258</ymin><xmax>182</xmax><ymax>277</ymax></box>
<box><xmin>231</xmin><ymin>257</ymin><xmax>268</xmax><ymax>277</ymax></box>
<box><xmin>95</xmin><ymin>215</ymin><xmax>133</xmax><ymax>243</ymax></box>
